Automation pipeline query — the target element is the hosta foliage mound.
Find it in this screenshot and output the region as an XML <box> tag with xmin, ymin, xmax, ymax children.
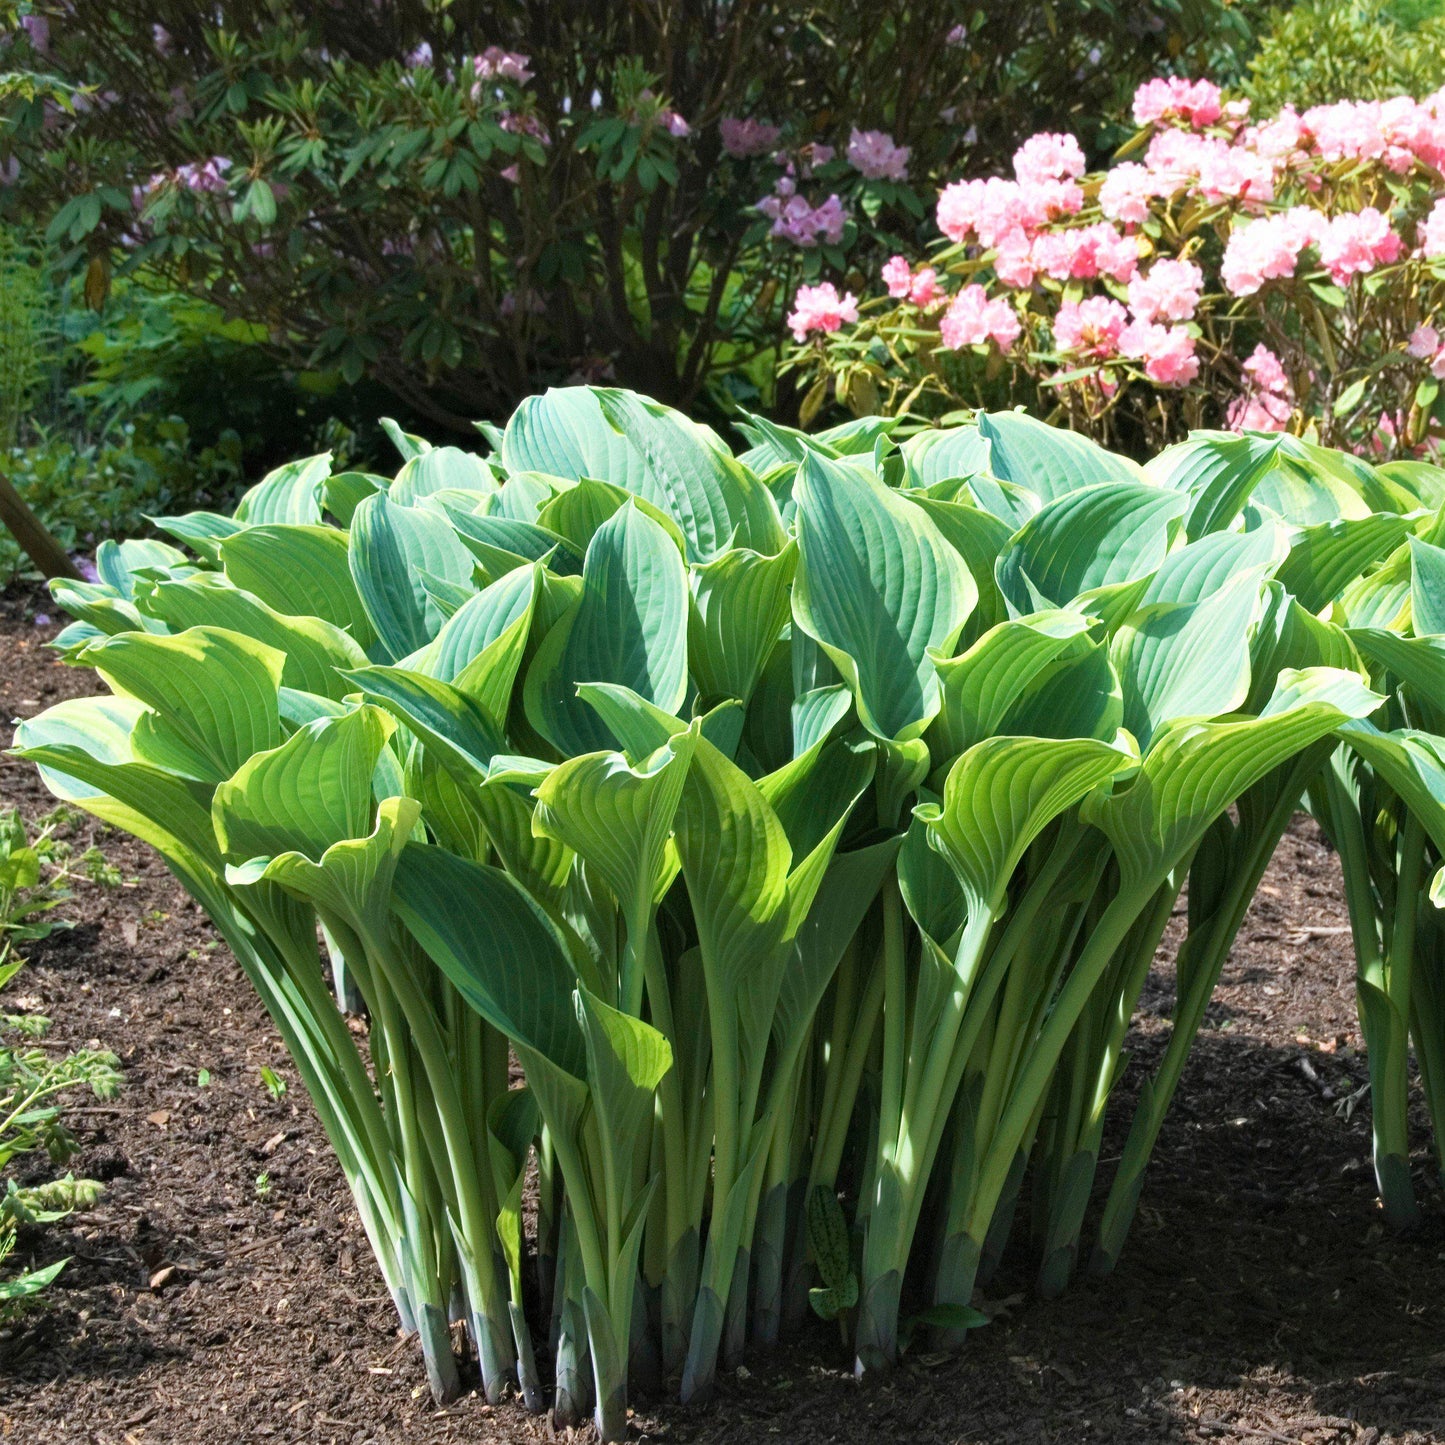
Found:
<box><xmin>18</xmin><ymin>389</ymin><xmax>1445</xmax><ymax>1437</ymax></box>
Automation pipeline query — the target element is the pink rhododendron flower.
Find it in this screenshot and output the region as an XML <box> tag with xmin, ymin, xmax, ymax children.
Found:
<box><xmin>938</xmin><ymin>285</ymin><xmax>1022</xmax><ymax>350</ymax></box>
<box><xmin>1012</xmin><ymin>132</ymin><xmax>1087</xmax><ymax>186</ymax></box>
<box><xmin>473</xmin><ymin>47</ymin><xmax>532</xmax><ymax>84</ymax></box>
<box><xmin>720</xmin><ymin>116</ymin><xmax>780</xmax><ymax>159</ymax></box>
<box><xmin>882</xmin><ymin>256</ymin><xmax>943</xmax><ymax>305</ymax></box>
<box><xmin>1409</xmin><ymin>324</ymin><xmax>1441</xmax><ymax>358</ymax></box>
<box><xmin>1419</xmin><ymin>198</ymin><xmax>1445</xmax><ymax>257</ymax></box>
<box><xmin>1053</xmin><ymin>297</ymin><xmax>1128</xmax><ymax>357</ymax></box>
<box><xmin>1228</xmin><ymin>345</ymin><xmax>1294</xmax><ymax>432</ymax></box>
<box><xmin>658</xmin><ymin>108</ymin><xmax>690</xmax><ymax>138</ymax></box>
<box><xmin>1247</xmin><ymin>107</ymin><xmax>1310</xmax><ymax>166</ymax></box>
<box><xmin>946</xmin><ymin>23</ymin><xmax>968</xmax><ymax>45</ymax></box>
<box><xmin>1119</xmin><ymin>320</ymin><xmax>1200</xmax><ymax>386</ymax></box>
<box><xmin>20</xmin><ymin>14</ymin><xmax>48</xmax><ymax>52</ymax></box>
<box><xmin>1127</xmin><ymin>258</ymin><xmax>1204</xmax><ymax>322</ymax></box>
<box><xmin>788</xmin><ymin>282</ymin><xmax>858</xmax><ymax>341</ymax></box>
<box><xmin>1132</xmin><ymin>77</ymin><xmax>1223</xmax><ymax>129</ymax></box>
<box><xmin>994</xmin><ymin>230</ymin><xmax>1037</xmax><ymax>287</ymax></box>
<box><xmin>174</xmin><ymin>156</ymin><xmax>231</xmax><ymax>194</ymax></box>
<box><xmin>847</xmin><ymin>128</ymin><xmax>911</xmax><ymax>182</ymax></box>
<box><xmin>936</xmin><ymin>176</ymin><xmax>1081</xmax><ymax>248</ymax></box>
<box><xmin>909</xmin><ymin>266</ymin><xmax>944</xmax><ymax>307</ymax></box>
<box><xmin>882</xmin><ymin>255</ymin><xmax>913</xmax><ymax>298</ymax></box>
<box><xmin>758</xmin><ymin>190</ymin><xmax>847</xmax><ymax>247</ymax></box>
<box><xmin>1098</xmin><ymin>163</ymin><xmax>1157</xmax><ymax>225</ymax></box>
<box><xmin>1030</xmin><ymin>222</ymin><xmax>1138</xmax><ymax>283</ymax></box>
<box><xmin>1220</xmin><ymin>209</ymin><xmax>1323</xmax><ymax>295</ymax></box>
<box><xmin>1317</xmin><ymin>208</ymin><xmax>1402</xmax><ymax>285</ymax></box>
<box><xmin>1407</xmin><ymin>325</ymin><xmax>1445</xmax><ymax>378</ymax></box>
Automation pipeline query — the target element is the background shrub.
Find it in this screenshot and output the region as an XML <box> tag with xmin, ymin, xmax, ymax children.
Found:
<box><xmin>2</xmin><ymin>0</ymin><xmax>1266</xmax><ymax>435</ymax></box>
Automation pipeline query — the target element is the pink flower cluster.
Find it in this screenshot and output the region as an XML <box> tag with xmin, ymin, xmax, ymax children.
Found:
<box><xmin>1420</xmin><ymin>198</ymin><xmax>1445</xmax><ymax>257</ymax></box>
<box><xmin>788</xmin><ymin>282</ymin><xmax>858</xmax><ymax>342</ymax></box>
<box><xmin>1221</xmin><ymin>206</ymin><xmax>1405</xmax><ymax>293</ymax></box>
<box><xmin>1228</xmin><ymin>345</ymin><xmax>1294</xmax><ymax>432</ymax></box>
<box><xmin>1029</xmin><ymin>222</ymin><xmax>1139</xmax><ymax>284</ymax></box>
<box><xmin>847</xmin><ymin>128</ymin><xmax>911</xmax><ymax>182</ymax></box>
<box><xmin>1408</xmin><ymin>325</ymin><xmax>1445</xmax><ymax>380</ymax></box>
<box><xmin>175</xmin><ymin>156</ymin><xmax>231</xmax><ymax>194</ymax></box>
<box><xmin>939</xmin><ymin>285</ymin><xmax>1020</xmax><ymax>351</ymax></box>
<box><xmin>758</xmin><ymin>178</ymin><xmax>847</xmax><ymax>247</ymax></box>
<box><xmin>882</xmin><ymin>256</ymin><xmax>944</xmax><ymax>307</ymax></box>
<box><xmin>720</xmin><ymin>116</ymin><xmax>780</xmax><ymax>159</ymax></box>
<box><xmin>473</xmin><ymin>47</ymin><xmax>533</xmax><ymax>85</ymax></box>
<box><xmin>1126</xmin><ymin>258</ymin><xmax>1203</xmax><ymax>322</ymax></box>
<box><xmin>1132</xmin><ymin>77</ymin><xmax>1223</xmax><ymax>129</ymax></box>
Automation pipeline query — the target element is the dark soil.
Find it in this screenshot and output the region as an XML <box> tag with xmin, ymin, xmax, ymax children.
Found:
<box><xmin>1</xmin><ymin>580</ymin><xmax>1443</xmax><ymax>1445</ymax></box>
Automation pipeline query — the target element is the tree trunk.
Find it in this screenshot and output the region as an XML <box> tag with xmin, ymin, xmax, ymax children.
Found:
<box><xmin>0</xmin><ymin>471</ymin><xmax>84</xmax><ymax>582</ymax></box>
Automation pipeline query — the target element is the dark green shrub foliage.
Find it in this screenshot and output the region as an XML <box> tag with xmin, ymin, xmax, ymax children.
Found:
<box><xmin>3</xmin><ymin>1</ymin><xmax>1261</xmax><ymax>428</ymax></box>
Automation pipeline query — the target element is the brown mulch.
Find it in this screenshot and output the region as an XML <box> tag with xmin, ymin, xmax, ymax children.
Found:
<box><xmin>0</xmin><ymin>580</ymin><xmax>1442</xmax><ymax>1445</ymax></box>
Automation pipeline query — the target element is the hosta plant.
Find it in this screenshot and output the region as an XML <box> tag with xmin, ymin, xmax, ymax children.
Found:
<box><xmin>19</xmin><ymin>386</ymin><xmax>1437</xmax><ymax>1434</ymax></box>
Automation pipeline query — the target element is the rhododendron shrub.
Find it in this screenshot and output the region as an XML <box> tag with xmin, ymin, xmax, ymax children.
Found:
<box><xmin>0</xmin><ymin>1</ymin><xmax>1253</xmax><ymax>429</ymax></box>
<box><xmin>790</xmin><ymin>82</ymin><xmax>1445</xmax><ymax>457</ymax></box>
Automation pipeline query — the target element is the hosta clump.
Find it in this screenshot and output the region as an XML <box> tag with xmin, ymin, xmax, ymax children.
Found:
<box><xmin>18</xmin><ymin>387</ymin><xmax>1430</xmax><ymax>1434</ymax></box>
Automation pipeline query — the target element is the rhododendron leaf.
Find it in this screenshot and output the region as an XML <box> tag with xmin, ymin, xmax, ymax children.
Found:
<box><xmin>525</xmin><ymin>502</ymin><xmax>689</xmax><ymax>757</ymax></box>
<box><xmin>350</xmin><ymin>491</ymin><xmax>477</xmax><ymax>660</ymax></box>
<box><xmin>220</xmin><ymin>524</ymin><xmax>376</xmax><ymax>649</ymax></box>
<box><xmin>792</xmin><ymin>452</ymin><xmax>975</xmax><ymax>743</ymax></box>
<box><xmin>994</xmin><ymin>482</ymin><xmax>1187</xmax><ymax>617</ymax></box>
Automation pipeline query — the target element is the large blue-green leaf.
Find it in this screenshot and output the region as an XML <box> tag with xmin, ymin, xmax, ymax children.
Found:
<box><xmin>233</xmin><ymin>453</ymin><xmax>331</xmax><ymax>525</ymax></box>
<box><xmin>350</xmin><ymin>491</ymin><xmax>476</xmax><ymax>659</ymax></box>
<box><xmin>792</xmin><ymin>452</ymin><xmax>975</xmax><ymax>743</ymax></box>
<box><xmin>974</xmin><ymin>411</ymin><xmax>1142</xmax><ymax>502</ymax></box>
<box><xmin>524</xmin><ymin>502</ymin><xmax>689</xmax><ymax>757</ymax></box>
<box><xmin>995</xmin><ymin>483</ymin><xmax>1187</xmax><ymax>616</ymax></box>
<box><xmin>220</xmin><ymin>524</ymin><xmax>376</xmax><ymax>648</ymax></box>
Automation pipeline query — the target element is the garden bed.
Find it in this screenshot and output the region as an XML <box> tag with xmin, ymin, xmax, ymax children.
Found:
<box><xmin>0</xmin><ymin>580</ymin><xmax>1442</xmax><ymax>1445</ymax></box>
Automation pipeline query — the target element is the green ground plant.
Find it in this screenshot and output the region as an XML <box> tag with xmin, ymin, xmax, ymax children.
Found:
<box><xmin>0</xmin><ymin>807</ymin><xmax>120</xmax><ymax>1317</ymax></box>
